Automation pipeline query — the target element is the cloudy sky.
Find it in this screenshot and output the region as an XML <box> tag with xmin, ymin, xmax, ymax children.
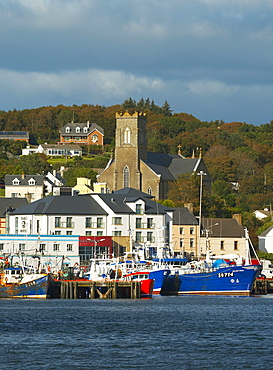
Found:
<box><xmin>1</xmin><ymin>0</ymin><xmax>273</xmax><ymax>125</ymax></box>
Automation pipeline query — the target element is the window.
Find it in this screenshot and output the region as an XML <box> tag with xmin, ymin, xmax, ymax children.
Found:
<box><xmin>180</xmin><ymin>227</ymin><xmax>184</xmax><ymax>234</ymax></box>
<box><xmin>92</xmin><ymin>134</ymin><xmax>98</xmax><ymax>143</ymax></box>
<box><xmin>19</xmin><ymin>243</ymin><xmax>25</xmax><ymax>251</ymax></box>
<box><xmin>86</xmin><ymin>217</ymin><xmax>92</xmax><ymax>228</ymax></box>
<box><xmin>123</xmin><ymin>166</ymin><xmax>130</xmax><ymax>188</ymax></box>
<box><xmin>112</xmin><ymin>230</ymin><xmax>121</xmax><ymax>236</ymax></box>
<box><xmin>147</xmin><ymin>218</ymin><xmax>153</xmax><ymax>229</ymax></box>
<box><xmin>15</xmin><ymin>217</ymin><xmax>18</xmax><ymax>234</ymax></box>
<box><xmin>136</xmin><ymin>218</ymin><xmax>142</xmax><ymax>228</ymax></box>
<box><xmin>180</xmin><ymin>238</ymin><xmax>184</xmax><ymax>249</ymax></box>
<box><xmin>53</xmin><ymin>244</ymin><xmax>60</xmax><ymax>251</ymax></box>
<box><xmin>112</xmin><ymin>217</ymin><xmax>122</xmax><ymax>225</ymax></box>
<box><xmin>136</xmin><ymin>204</ymin><xmax>143</xmax><ymax>214</ymax></box>
<box><xmin>11</xmin><ymin>193</ymin><xmax>19</xmax><ymax>198</ymax></box>
<box><xmin>220</xmin><ymin>241</ymin><xmax>224</xmax><ymax>250</ymax></box>
<box><xmin>83</xmin><ymin>127</ymin><xmax>88</xmax><ymax>133</ymax></box>
<box><xmin>190</xmin><ymin>239</ymin><xmax>194</xmax><ymax>248</ymax></box>
<box><xmin>54</xmin><ymin>231</ymin><xmax>61</xmax><ymax>235</ymax></box>
<box><xmin>28</xmin><ymin>178</ymin><xmax>36</xmax><ymax>186</ymax></box>
<box><xmin>86</xmin><ymin>231</ymin><xmax>92</xmax><ymax>236</ymax></box>
<box><xmin>66</xmin><ymin>217</ymin><xmax>73</xmax><ymax>228</ymax></box>
<box><xmin>97</xmin><ymin>217</ymin><xmax>103</xmax><ymax>228</ymax></box>
<box><xmin>124</xmin><ymin>127</ymin><xmax>131</xmax><ymax>144</ymax></box>
<box><xmin>190</xmin><ymin>227</ymin><xmax>194</xmax><ymax>235</ymax></box>
<box><xmin>234</xmin><ymin>241</ymin><xmax>238</xmax><ymax>250</ymax></box>
<box><xmin>36</xmin><ymin>220</ymin><xmax>40</xmax><ymax>234</ymax></box>
<box><xmin>39</xmin><ymin>244</ymin><xmax>46</xmax><ymax>253</ymax></box>
<box><xmin>97</xmin><ymin>231</ymin><xmax>103</xmax><ymax>236</ymax></box>
<box><xmin>0</xmin><ymin>244</ymin><xmax>3</xmax><ymax>251</ymax></box>
<box><xmin>147</xmin><ymin>187</ymin><xmax>152</xmax><ymax>195</ymax></box>
<box><xmin>136</xmin><ymin>231</ymin><xmax>142</xmax><ymax>242</ymax></box>
<box><xmin>66</xmin><ymin>127</ymin><xmax>71</xmax><ymax>133</ymax></box>
<box><xmin>147</xmin><ymin>232</ymin><xmax>153</xmax><ymax>242</ymax></box>
<box><xmin>75</xmin><ymin>127</ymin><xmax>80</xmax><ymax>133</ymax></box>
<box><xmin>67</xmin><ymin>244</ymin><xmax>73</xmax><ymax>252</ymax></box>
<box><xmin>55</xmin><ymin>217</ymin><xmax>61</xmax><ymax>228</ymax></box>
<box><xmin>12</xmin><ymin>178</ymin><xmax>20</xmax><ymax>185</ymax></box>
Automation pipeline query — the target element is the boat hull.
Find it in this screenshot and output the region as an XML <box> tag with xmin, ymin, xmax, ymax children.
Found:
<box><xmin>161</xmin><ymin>264</ymin><xmax>261</xmax><ymax>296</ymax></box>
<box><xmin>0</xmin><ymin>274</ymin><xmax>54</xmax><ymax>298</ymax></box>
<box><xmin>149</xmin><ymin>269</ymin><xmax>170</xmax><ymax>295</ymax></box>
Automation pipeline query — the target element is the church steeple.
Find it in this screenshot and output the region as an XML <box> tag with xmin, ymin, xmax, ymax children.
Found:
<box><xmin>114</xmin><ymin>111</ymin><xmax>147</xmax><ymax>190</ymax></box>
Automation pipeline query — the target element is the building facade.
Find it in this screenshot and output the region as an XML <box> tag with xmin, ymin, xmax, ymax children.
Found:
<box><xmin>59</xmin><ymin>121</ymin><xmax>104</xmax><ymax>145</ymax></box>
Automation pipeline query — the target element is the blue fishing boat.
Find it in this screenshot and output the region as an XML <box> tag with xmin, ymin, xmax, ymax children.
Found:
<box><xmin>0</xmin><ymin>267</ymin><xmax>54</xmax><ymax>298</ymax></box>
<box><xmin>161</xmin><ymin>262</ymin><xmax>261</xmax><ymax>296</ymax></box>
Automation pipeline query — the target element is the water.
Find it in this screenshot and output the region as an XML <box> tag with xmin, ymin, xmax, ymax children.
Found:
<box><xmin>0</xmin><ymin>295</ymin><xmax>272</xmax><ymax>369</ymax></box>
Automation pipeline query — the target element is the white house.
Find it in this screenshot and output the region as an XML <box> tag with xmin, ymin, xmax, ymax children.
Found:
<box><xmin>22</xmin><ymin>144</ymin><xmax>82</xmax><ymax>157</ymax></box>
<box><xmin>5</xmin><ymin>174</ymin><xmax>44</xmax><ymax>202</ymax></box>
<box><xmin>254</xmin><ymin>209</ymin><xmax>272</xmax><ymax>221</ymax></box>
<box><xmin>258</xmin><ymin>225</ymin><xmax>273</xmax><ymax>253</ymax></box>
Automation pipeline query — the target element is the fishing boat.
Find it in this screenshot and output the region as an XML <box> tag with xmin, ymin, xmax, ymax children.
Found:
<box><xmin>84</xmin><ymin>256</ymin><xmax>170</xmax><ymax>296</ymax></box>
<box><xmin>0</xmin><ymin>266</ymin><xmax>54</xmax><ymax>298</ymax></box>
<box><xmin>160</xmin><ymin>230</ymin><xmax>262</xmax><ymax>296</ymax></box>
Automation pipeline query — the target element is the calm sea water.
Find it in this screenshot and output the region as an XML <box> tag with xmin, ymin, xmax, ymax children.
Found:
<box><xmin>0</xmin><ymin>295</ymin><xmax>272</xmax><ymax>370</ymax></box>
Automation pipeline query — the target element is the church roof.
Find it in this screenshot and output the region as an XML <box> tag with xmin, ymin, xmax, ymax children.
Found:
<box><xmin>144</xmin><ymin>152</ymin><xmax>203</xmax><ymax>180</ymax></box>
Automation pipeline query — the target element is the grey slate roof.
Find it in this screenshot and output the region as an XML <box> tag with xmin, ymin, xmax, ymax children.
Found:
<box><xmin>113</xmin><ymin>187</ymin><xmax>154</xmax><ymax>199</ymax></box>
<box><xmin>201</xmin><ymin>218</ymin><xmax>245</xmax><ymax>238</ymax></box>
<box><xmin>60</xmin><ymin>122</ymin><xmax>104</xmax><ymax>137</ymax></box>
<box><xmin>96</xmin><ymin>188</ymin><xmax>173</xmax><ymax>215</ymax></box>
<box><xmin>40</xmin><ymin>143</ymin><xmax>82</xmax><ymax>150</ymax></box>
<box><xmin>144</xmin><ymin>153</ymin><xmax>203</xmax><ymax>181</ymax></box>
<box><xmin>0</xmin><ymin>131</ymin><xmax>29</xmax><ymax>140</ymax></box>
<box><xmin>5</xmin><ymin>175</ymin><xmax>44</xmax><ymax>185</ymax></box>
<box><xmin>173</xmin><ymin>207</ymin><xmax>198</xmax><ymax>225</ymax></box>
<box><xmin>259</xmin><ymin>225</ymin><xmax>273</xmax><ymax>237</ymax></box>
<box><xmin>0</xmin><ymin>198</ymin><xmax>28</xmax><ymax>217</ymax></box>
<box><xmin>9</xmin><ymin>195</ymin><xmax>108</xmax><ymax>216</ymax></box>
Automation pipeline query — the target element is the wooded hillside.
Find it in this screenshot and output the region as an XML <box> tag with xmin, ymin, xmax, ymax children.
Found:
<box><xmin>1</xmin><ymin>98</ymin><xmax>273</xmax><ymax>239</ymax></box>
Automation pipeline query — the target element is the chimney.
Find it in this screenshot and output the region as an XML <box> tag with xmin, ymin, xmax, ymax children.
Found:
<box><xmin>87</xmin><ymin>120</ymin><xmax>90</xmax><ymax>128</ymax></box>
<box><xmin>232</xmin><ymin>214</ymin><xmax>242</xmax><ymax>224</ymax></box>
<box><xmin>21</xmin><ymin>173</ymin><xmax>25</xmax><ymax>179</ymax></box>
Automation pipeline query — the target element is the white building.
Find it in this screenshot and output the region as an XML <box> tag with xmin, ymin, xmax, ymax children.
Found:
<box><xmin>0</xmin><ymin>188</ymin><xmax>173</xmax><ymax>267</ymax></box>
<box><xmin>5</xmin><ymin>174</ymin><xmax>44</xmax><ymax>202</ymax></box>
<box><xmin>258</xmin><ymin>225</ymin><xmax>273</xmax><ymax>253</ymax></box>
<box><xmin>22</xmin><ymin>143</ymin><xmax>82</xmax><ymax>157</ymax></box>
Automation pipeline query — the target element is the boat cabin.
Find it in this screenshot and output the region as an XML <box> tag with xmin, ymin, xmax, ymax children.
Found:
<box><xmin>2</xmin><ymin>267</ymin><xmax>22</xmax><ymax>284</ymax></box>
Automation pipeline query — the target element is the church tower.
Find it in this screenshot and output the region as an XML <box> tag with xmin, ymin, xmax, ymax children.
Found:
<box><xmin>113</xmin><ymin>111</ymin><xmax>147</xmax><ymax>190</ymax></box>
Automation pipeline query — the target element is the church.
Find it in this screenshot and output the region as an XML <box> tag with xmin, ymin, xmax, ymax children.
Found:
<box><xmin>97</xmin><ymin>111</ymin><xmax>211</xmax><ymax>200</ymax></box>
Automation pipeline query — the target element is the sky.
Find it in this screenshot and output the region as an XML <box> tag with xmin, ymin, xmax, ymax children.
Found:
<box><xmin>1</xmin><ymin>0</ymin><xmax>273</xmax><ymax>125</ymax></box>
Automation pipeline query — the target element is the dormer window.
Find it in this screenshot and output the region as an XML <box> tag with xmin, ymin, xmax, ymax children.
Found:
<box><xmin>66</xmin><ymin>127</ymin><xmax>71</xmax><ymax>133</ymax></box>
<box><xmin>83</xmin><ymin>127</ymin><xmax>88</xmax><ymax>133</ymax></box>
<box><xmin>75</xmin><ymin>127</ymin><xmax>81</xmax><ymax>133</ymax></box>
<box><xmin>28</xmin><ymin>178</ymin><xmax>36</xmax><ymax>186</ymax></box>
<box><xmin>12</xmin><ymin>178</ymin><xmax>20</xmax><ymax>185</ymax></box>
<box><xmin>92</xmin><ymin>134</ymin><xmax>98</xmax><ymax>143</ymax></box>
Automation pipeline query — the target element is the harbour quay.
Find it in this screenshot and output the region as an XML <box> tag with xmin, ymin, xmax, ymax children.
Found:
<box><xmin>252</xmin><ymin>277</ymin><xmax>273</xmax><ymax>295</ymax></box>
<box><xmin>53</xmin><ymin>280</ymin><xmax>142</xmax><ymax>299</ymax></box>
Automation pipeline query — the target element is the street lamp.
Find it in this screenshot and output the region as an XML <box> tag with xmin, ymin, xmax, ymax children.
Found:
<box><xmin>197</xmin><ymin>171</ymin><xmax>206</xmax><ymax>258</ymax></box>
<box><xmin>204</xmin><ymin>223</ymin><xmax>218</xmax><ymax>259</ymax></box>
